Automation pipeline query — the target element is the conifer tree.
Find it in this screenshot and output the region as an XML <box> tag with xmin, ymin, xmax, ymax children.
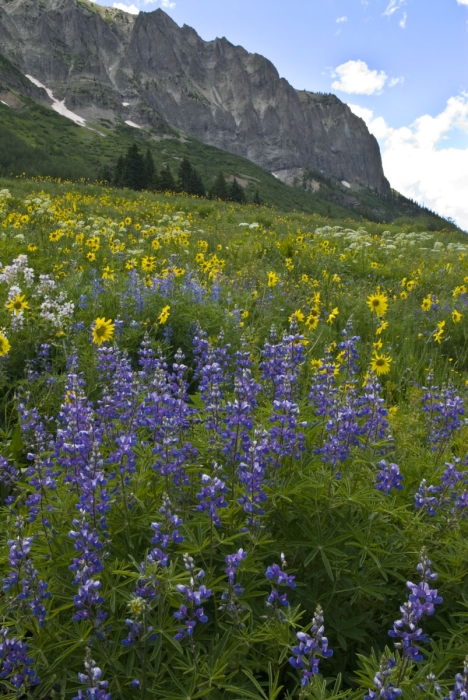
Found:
<box><xmin>178</xmin><ymin>157</ymin><xmax>206</xmax><ymax>196</ymax></box>
<box><xmin>144</xmin><ymin>148</ymin><xmax>156</xmax><ymax>189</ymax></box>
<box><xmin>229</xmin><ymin>178</ymin><xmax>246</xmax><ymax>203</ymax></box>
<box><xmin>178</xmin><ymin>157</ymin><xmax>193</xmax><ymax>193</ymax></box>
<box><xmin>188</xmin><ymin>169</ymin><xmax>206</xmax><ymax>197</ymax></box>
<box><xmin>158</xmin><ymin>164</ymin><xmax>176</xmax><ymax>192</ymax></box>
<box><xmin>252</xmin><ymin>190</ymin><xmax>262</xmax><ymax>205</ymax></box>
<box><xmin>113</xmin><ymin>156</ymin><xmax>125</xmax><ymax>187</ymax></box>
<box><xmin>210</xmin><ymin>171</ymin><xmax>229</xmax><ymax>201</ymax></box>
<box><xmin>121</xmin><ymin>144</ymin><xmax>146</xmax><ymax>190</ymax></box>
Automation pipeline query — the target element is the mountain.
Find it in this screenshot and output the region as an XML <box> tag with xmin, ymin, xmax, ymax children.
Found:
<box><xmin>0</xmin><ymin>0</ymin><xmax>390</xmax><ymax>193</ymax></box>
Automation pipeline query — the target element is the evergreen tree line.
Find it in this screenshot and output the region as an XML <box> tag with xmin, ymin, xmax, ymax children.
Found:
<box><xmin>111</xmin><ymin>144</ymin><xmax>261</xmax><ymax>204</ymax></box>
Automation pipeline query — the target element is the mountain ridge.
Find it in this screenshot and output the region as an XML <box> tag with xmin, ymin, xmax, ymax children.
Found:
<box><xmin>0</xmin><ymin>0</ymin><xmax>390</xmax><ymax>193</ymax></box>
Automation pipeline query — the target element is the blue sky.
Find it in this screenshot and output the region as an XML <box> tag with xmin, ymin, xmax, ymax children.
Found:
<box><xmin>92</xmin><ymin>0</ymin><xmax>468</xmax><ymax>228</ymax></box>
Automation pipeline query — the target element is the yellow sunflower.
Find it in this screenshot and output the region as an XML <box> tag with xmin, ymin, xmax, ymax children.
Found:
<box><xmin>289</xmin><ymin>309</ymin><xmax>305</xmax><ymax>324</ymax></box>
<box><xmin>0</xmin><ymin>333</ymin><xmax>11</xmax><ymax>356</ymax></box>
<box><xmin>142</xmin><ymin>256</ymin><xmax>156</xmax><ymax>272</ymax></box>
<box><xmin>267</xmin><ymin>271</ymin><xmax>279</xmax><ymax>287</ymax></box>
<box><xmin>158</xmin><ymin>305</ymin><xmax>171</xmax><ymax>325</ymax></box>
<box><xmin>6</xmin><ymin>294</ymin><xmax>30</xmax><ymax>316</ymax></box>
<box><xmin>376</xmin><ymin>321</ymin><xmax>389</xmax><ymax>335</ymax></box>
<box><xmin>366</xmin><ymin>292</ymin><xmax>388</xmax><ymax>317</ymax></box>
<box><xmin>452</xmin><ymin>309</ymin><xmax>462</xmax><ymax>323</ymax></box>
<box><xmin>92</xmin><ymin>318</ymin><xmax>115</xmax><ymax>346</ymax></box>
<box><xmin>102</xmin><ymin>266</ymin><xmax>114</xmax><ymax>280</ymax></box>
<box><xmin>370</xmin><ymin>353</ymin><xmax>392</xmax><ymax>376</ymax></box>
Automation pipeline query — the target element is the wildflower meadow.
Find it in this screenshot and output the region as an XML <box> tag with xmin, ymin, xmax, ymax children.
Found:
<box><xmin>0</xmin><ymin>178</ymin><xmax>467</xmax><ymax>699</ymax></box>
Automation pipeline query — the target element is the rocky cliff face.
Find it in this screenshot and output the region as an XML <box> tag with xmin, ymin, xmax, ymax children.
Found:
<box><xmin>0</xmin><ymin>0</ymin><xmax>390</xmax><ymax>192</ymax></box>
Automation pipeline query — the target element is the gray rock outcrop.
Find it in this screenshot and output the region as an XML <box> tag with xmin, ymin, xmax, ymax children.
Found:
<box><xmin>0</xmin><ymin>0</ymin><xmax>390</xmax><ymax>192</ymax></box>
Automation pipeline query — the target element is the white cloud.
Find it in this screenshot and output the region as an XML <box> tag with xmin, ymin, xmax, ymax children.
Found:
<box><xmin>142</xmin><ymin>0</ymin><xmax>176</xmax><ymax>6</ymax></box>
<box><xmin>348</xmin><ymin>95</ymin><xmax>468</xmax><ymax>230</ymax></box>
<box><xmin>389</xmin><ymin>76</ymin><xmax>404</xmax><ymax>87</ymax></box>
<box><xmin>383</xmin><ymin>0</ymin><xmax>405</xmax><ymax>17</ymax></box>
<box><xmin>113</xmin><ymin>2</ymin><xmax>140</xmax><ymax>13</ymax></box>
<box><xmin>457</xmin><ymin>0</ymin><xmax>468</xmax><ymax>5</ymax></box>
<box><xmin>399</xmin><ymin>11</ymin><xmax>407</xmax><ymax>27</ymax></box>
<box><xmin>332</xmin><ymin>60</ymin><xmax>387</xmax><ymax>95</ymax></box>
<box><xmin>336</xmin><ymin>16</ymin><xmax>347</xmax><ymax>23</ymax></box>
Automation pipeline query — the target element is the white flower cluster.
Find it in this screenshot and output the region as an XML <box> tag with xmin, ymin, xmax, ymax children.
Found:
<box><xmin>0</xmin><ymin>189</ymin><xmax>12</xmax><ymax>210</ymax></box>
<box><xmin>39</xmin><ymin>293</ymin><xmax>75</xmax><ymax>330</ymax></box>
<box><xmin>239</xmin><ymin>222</ymin><xmax>260</xmax><ymax>229</ymax></box>
<box><xmin>35</xmin><ymin>274</ymin><xmax>57</xmax><ymax>296</ymax></box>
<box><xmin>153</xmin><ymin>214</ymin><xmax>193</xmax><ymax>244</ymax></box>
<box><xmin>23</xmin><ymin>195</ymin><xmax>55</xmax><ymax>221</ymax></box>
<box><xmin>314</xmin><ymin>226</ymin><xmax>468</xmax><ymax>256</ymax></box>
<box><xmin>0</xmin><ymin>255</ymin><xmax>35</xmax><ymax>286</ymax></box>
<box><xmin>315</xmin><ymin>226</ymin><xmax>373</xmax><ymax>250</ymax></box>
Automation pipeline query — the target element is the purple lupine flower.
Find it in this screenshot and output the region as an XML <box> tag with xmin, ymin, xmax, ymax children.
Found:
<box><xmin>52</xmin><ymin>360</ymin><xmax>97</xmax><ymax>487</ymax></box>
<box><xmin>73</xmin><ymin>651</ymin><xmax>111</xmax><ymax>700</ymax></box>
<box><xmin>193</xmin><ymin>329</ymin><xmax>227</xmax><ymax>437</ymax></box>
<box><xmin>138</xmin><ymin>336</ymin><xmax>157</xmax><ymax>378</ymax></box>
<box><xmin>265</xmin><ymin>553</ymin><xmax>296</xmax><ymax>613</ymax></box>
<box><xmin>338</xmin><ymin>321</ymin><xmax>361</xmax><ymax>379</ymax></box>
<box><xmin>174</xmin><ymin>554</ymin><xmax>212</xmax><ymax>641</ymax></box>
<box><xmin>222</xmin><ymin>339</ymin><xmax>261</xmax><ymax>463</ymax></box>
<box><xmin>139</xmin><ymin>351</ymin><xmax>195</xmax><ymax>488</ymax></box>
<box><xmin>69</xmin><ymin>456</ymin><xmax>109</xmax><ymax>632</ymax></box>
<box><xmin>415</xmin><ymin>459</ymin><xmax>468</xmax><ymax>519</ymax></box>
<box><xmin>224</xmin><ymin>549</ymin><xmax>247</xmax><ymax>587</ymax></box>
<box><xmin>443</xmin><ymin>655</ymin><xmax>468</xmax><ymax>700</ymax></box>
<box><xmin>364</xmin><ymin>656</ymin><xmax>402</xmax><ymax>700</ymax></box>
<box><xmin>126</xmin><ymin>268</ymin><xmax>145</xmax><ymax>314</ymax></box>
<box><xmin>237</xmin><ymin>433</ymin><xmax>269</xmax><ymax>530</ymax></box>
<box><xmin>311</xmin><ymin>327</ymin><xmax>365</xmax><ymax>473</ymax></box>
<box><xmin>414</xmin><ymin>479</ymin><xmax>439</xmax><ymax>516</ymax></box>
<box><xmin>17</xmin><ymin>396</ymin><xmax>58</xmax><ymax>524</ymax></box>
<box><xmin>134</xmin><ymin>495</ymin><xmax>184</xmax><ymax>604</ymax></box>
<box><xmin>24</xmin><ymin>428</ymin><xmax>58</xmax><ymax>525</ymax></box>
<box><xmin>89</xmin><ymin>268</ymin><xmax>104</xmax><ymax>301</ymax></box>
<box><xmin>0</xmin><ymin>454</ymin><xmax>18</xmax><ymax>489</ymax></box>
<box><xmin>388</xmin><ymin>550</ymin><xmax>443</xmax><ymax>662</ymax></box>
<box><xmin>357</xmin><ymin>373</ymin><xmax>393</xmax><ymax>448</ymax></box>
<box><xmin>183</xmin><ymin>270</ymin><xmax>206</xmax><ymax>303</ymax></box>
<box><xmin>196</xmin><ymin>465</ymin><xmax>229</xmax><ymax>527</ymax></box>
<box><xmin>422</xmin><ymin>374</ymin><xmax>465</xmax><ymax>452</ymax></box>
<box><xmin>309</xmin><ymin>351</ymin><xmax>338</xmax><ymax>418</ymax></box>
<box><xmin>150</xmin><ymin>494</ymin><xmax>184</xmax><ymax>551</ymax></box>
<box><xmin>220</xmin><ymin>549</ymin><xmax>247</xmax><ymax>623</ymax></box>
<box><xmin>211</xmin><ymin>278</ymin><xmax>221</xmax><ymax>301</ymax></box>
<box><xmin>289</xmin><ymin>605</ymin><xmax>333</xmax><ymax>686</ymax></box>
<box><xmin>375</xmin><ymin>461</ymin><xmax>404</xmax><ymax>495</ymax></box>
<box><xmin>261</xmin><ymin>323</ymin><xmax>307</xmax><ymax>462</ymax></box>
<box><xmin>0</xmin><ymin>627</ymin><xmax>40</xmax><ymax>692</ymax></box>
<box><xmin>3</xmin><ymin>517</ymin><xmax>50</xmax><ymax>626</ymax></box>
